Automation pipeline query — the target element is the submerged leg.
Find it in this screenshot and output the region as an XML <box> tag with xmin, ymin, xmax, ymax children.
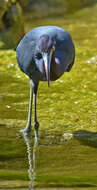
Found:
<box><xmin>20</xmin><ymin>80</ymin><xmax>39</xmax><ymax>137</ymax></box>
<box><xmin>33</xmin><ymin>82</ymin><xmax>39</xmax><ymax>139</ymax></box>
<box><xmin>20</xmin><ymin>80</ymin><xmax>33</xmax><ymax>133</ymax></box>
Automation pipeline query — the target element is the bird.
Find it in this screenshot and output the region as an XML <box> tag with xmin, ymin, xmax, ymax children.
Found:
<box><xmin>16</xmin><ymin>26</ymin><xmax>75</xmax><ymax>139</ymax></box>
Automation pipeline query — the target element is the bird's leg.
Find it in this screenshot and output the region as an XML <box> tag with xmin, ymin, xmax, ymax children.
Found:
<box><xmin>20</xmin><ymin>80</ymin><xmax>33</xmax><ymax>134</ymax></box>
<box><xmin>33</xmin><ymin>83</ymin><xmax>39</xmax><ymax>140</ymax></box>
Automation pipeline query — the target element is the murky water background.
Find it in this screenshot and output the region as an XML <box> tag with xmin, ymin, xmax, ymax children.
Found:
<box><xmin>0</xmin><ymin>3</ymin><xmax>97</xmax><ymax>189</ymax></box>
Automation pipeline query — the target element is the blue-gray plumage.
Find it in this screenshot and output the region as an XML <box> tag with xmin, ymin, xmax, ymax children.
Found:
<box><xmin>16</xmin><ymin>26</ymin><xmax>75</xmax><ymax>138</ymax></box>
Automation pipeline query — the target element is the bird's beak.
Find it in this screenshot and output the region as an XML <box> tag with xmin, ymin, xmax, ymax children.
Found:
<box><xmin>42</xmin><ymin>51</ymin><xmax>52</xmax><ymax>87</ymax></box>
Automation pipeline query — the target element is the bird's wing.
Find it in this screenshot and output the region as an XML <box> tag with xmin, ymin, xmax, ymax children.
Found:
<box><xmin>16</xmin><ymin>36</ymin><xmax>36</xmax><ymax>77</ymax></box>
<box><xmin>66</xmin><ymin>50</ymin><xmax>75</xmax><ymax>72</ymax></box>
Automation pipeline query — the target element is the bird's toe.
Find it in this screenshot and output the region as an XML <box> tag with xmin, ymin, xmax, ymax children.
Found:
<box><xmin>19</xmin><ymin>126</ymin><xmax>32</xmax><ymax>134</ymax></box>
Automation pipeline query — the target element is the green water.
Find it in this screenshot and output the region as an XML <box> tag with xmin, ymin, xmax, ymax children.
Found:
<box><xmin>0</xmin><ymin>3</ymin><xmax>97</xmax><ymax>189</ymax></box>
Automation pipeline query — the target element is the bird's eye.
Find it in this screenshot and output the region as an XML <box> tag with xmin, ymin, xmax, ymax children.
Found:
<box><xmin>36</xmin><ymin>53</ymin><xmax>42</xmax><ymax>60</ymax></box>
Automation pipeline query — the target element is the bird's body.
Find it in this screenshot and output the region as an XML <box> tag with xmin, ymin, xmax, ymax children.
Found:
<box><xmin>16</xmin><ymin>26</ymin><xmax>75</xmax><ymax>138</ymax></box>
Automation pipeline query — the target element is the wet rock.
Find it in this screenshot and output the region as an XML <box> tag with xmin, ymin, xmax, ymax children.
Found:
<box><xmin>0</xmin><ymin>0</ymin><xmax>10</xmax><ymax>30</ymax></box>
<box><xmin>0</xmin><ymin>1</ymin><xmax>24</xmax><ymax>48</ymax></box>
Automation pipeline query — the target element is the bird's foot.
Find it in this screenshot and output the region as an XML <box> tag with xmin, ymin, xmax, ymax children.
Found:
<box><xmin>19</xmin><ymin>125</ymin><xmax>32</xmax><ymax>134</ymax></box>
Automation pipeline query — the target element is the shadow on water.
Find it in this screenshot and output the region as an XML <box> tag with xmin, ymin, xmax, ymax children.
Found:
<box><xmin>73</xmin><ymin>130</ymin><xmax>97</xmax><ymax>149</ymax></box>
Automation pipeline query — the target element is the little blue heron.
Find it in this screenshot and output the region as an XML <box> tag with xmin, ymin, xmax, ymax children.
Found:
<box><xmin>16</xmin><ymin>26</ymin><xmax>75</xmax><ymax>138</ymax></box>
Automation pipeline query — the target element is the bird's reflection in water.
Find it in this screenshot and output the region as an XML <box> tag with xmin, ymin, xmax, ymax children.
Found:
<box><xmin>22</xmin><ymin>133</ymin><xmax>38</xmax><ymax>189</ymax></box>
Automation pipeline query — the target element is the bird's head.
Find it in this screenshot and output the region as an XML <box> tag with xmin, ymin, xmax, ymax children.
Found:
<box><xmin>36</xmin><ymin>34</ymin><xmax>55</xmax><ymax>86</ymax></box>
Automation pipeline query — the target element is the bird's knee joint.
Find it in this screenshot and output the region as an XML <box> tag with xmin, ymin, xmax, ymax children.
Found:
<box><xmin>34</xmin><ymin>121</ymin><xmax>39</xmax><ymax>129</ymax></box>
